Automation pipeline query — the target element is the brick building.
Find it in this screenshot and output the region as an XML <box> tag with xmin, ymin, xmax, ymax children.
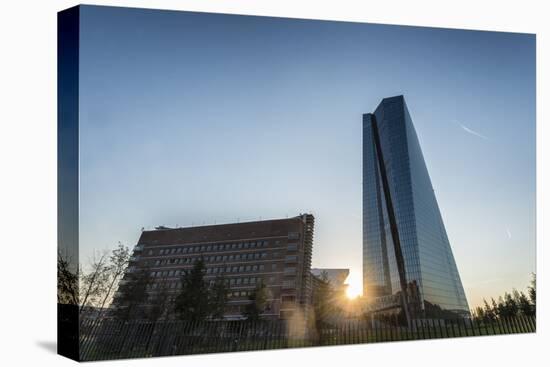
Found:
<box><xmin>115</xmin><ymin>214</ymin><xmax>314</xmax><ymax>320</ymax></box>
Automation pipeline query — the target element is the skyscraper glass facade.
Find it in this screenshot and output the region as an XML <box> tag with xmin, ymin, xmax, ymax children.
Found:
<box><xmin>363</xmin><ymin>95</ymin><xmax>469</xmax><ymax>318</ymax></box>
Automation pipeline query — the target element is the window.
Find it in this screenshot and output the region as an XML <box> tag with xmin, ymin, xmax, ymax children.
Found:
<box><xmin>207</xmin><ymin>246</ymin><xmax>211</xmax><ymax>251</ymax></box>
<box><xmin>251</xmin><ymin>242</ymin><xmax>256</xmax><ymax>248</ymax></box>
<box><xmin>243</xmin><ymin>278</ymin><xmax>249</xmax><ymax>284</ymax></box>
<box><xmin>285</xmin><ymin>255</ymin><xmax>298</xmax><ymax>263</ymax></box>
<box><xmin>244</xmin><ymin>242</ymin><xmax>249</xmax><ymax>249</ymax></box>
<box><xmin>182</xmin><ymin>248</ymin><xmax>188</xmax><ymax>254</ymax></box>
<box><xmin>239</xmin><ymin>266</ymin><xmax>244</xmax><ymax>272</ymax></box>
<box><xmin>148</xmin><ymin>250</ymin><xmax>153</xmax><ymax>256</ymax></box>
<box><xmin>171</xmin><ymin>248</ymin><xmax>176</xmax><ymax>254</ymax></box>
<box><xmin>229</xmin><ymin>255</ymin><xmax>234</xmax><ymax>261</ymax></box>
<box><xmin>259</xmin><ymin>265</ymin><xmax>265</xmax><ymax>271</ymax></box>
<box><xmin>213</xmin><ymin>245</ymin><xmax>218</xmax><ymax>251</ymax></box>
<box><xmin>284</xmin><ymin>267</ymin><xmax>296</xmax><ymax>274</ymax></box>
<box><xmin>282</xmin><ymin>280</ymin><xmax>295</xmax><ymax>289</ymax></box>
<box><xmin>282</xmin><ymin>295</ymin><xmax>295</xmax><ymax>303</ymax></box>
<box><xmin>246</xmin><ymin>265</ymin><xmax>251</xmax><ymax>272</ymax></box>
<box><xmin>222</xmin><ymin>255</ymin><xmax>227</xmax><ymax>261</ymax></box>
<box><xmin>236</xmin><ymin>278</ymin><xmax>242</xmax><ymax>285</ymax></box>
<box><xmin>272</xmin><ymin>264</ymin><xmax>277</xmax><ymax>271</ymax></box>
<box><xmin>159</xmin><ymin>249</ymin><xmax>164</xmax><ymax>255</ymax></box>
<box><xmin>231</xmin><ymin>244</ymin><xmax>237</xmax><ymax>249</ymax></box>
<box><xmin>252</xmin><ymin>265</ymin><xmax>258</xmax><ymax>271</ymax></box>
<box><xmin>169</xmin><ymin>270</ymin><xmax>174</xmax><ymax>276</ymax></box>
<box><xmin>263</xmin><ymin>240</ymin><xmax>269</xmax><ymax>247</ymax></box>
<box><xmin>155</xmin><ymin>260</ymin><xmax>160</xmax><ymax>266</ymax></box>
<box><xmin>254</xmin><ymin>253</ymin><xmax>260</xmax><ymax>259</ymax></box>
<box><xmin>200</xmin><ymin>246</ymin><xmax>206</xmax><ymax>251</ymax></box>
<box><xmin>261</xmin><ymin>253</ymin><xmax>267</xmax><ymax>259</ymax></box>
<box><xmin>216</xmin><ymin>256</ymin><xmax>222</xmax><ymax>261</ymax></box>
<box><xmin>238</xmin><ymin>243</ymin><xmax>243</xmax><ymax>249</ymax></box>
<box><xmin>288</xmin><ymin>232</ymin><xmax>300</xmax><ymax>240</ymax></box>
<box><xmin>287</xmin><ymin>243</ymin><xmax>298</xmax><ymax>251</ymax></box>
<box><xmin>247</xmin><ymin>253</ymin><xmax>253</xmax><ymax>260</ymax></box>
<box><xmin>232</xmin><ymin>267</ymin><xmax>238</xmax><ymax>273</ymax></box>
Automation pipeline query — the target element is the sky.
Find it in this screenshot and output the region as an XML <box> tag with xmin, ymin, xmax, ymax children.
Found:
<box><xmin>76</xmin><ymin>5</ymin><xmax>536</xmax><ymax>308</ymax></box>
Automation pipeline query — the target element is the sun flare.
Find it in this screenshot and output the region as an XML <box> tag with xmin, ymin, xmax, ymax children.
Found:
<box><xmin>345</xmin><ymin>272</ymin><xmax>362</xmax><ymax>299</ymax></box>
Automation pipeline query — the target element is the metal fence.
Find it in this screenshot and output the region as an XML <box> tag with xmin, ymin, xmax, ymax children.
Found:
<box><xmin>79</xmin><ymin>316</ymin><xmax>536</xmax><ymax>361</ymax></box>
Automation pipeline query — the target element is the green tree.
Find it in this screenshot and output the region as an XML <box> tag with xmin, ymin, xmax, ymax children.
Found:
<box><xmin>209</xmin><ymin>274</ymin><xmax>229</xmax><ymax>320</ymax></box>
<box><xmin>473</xmin><ymin>306</ymin><xmax>485</xmax><ymax>322</ymax></box>
<box><xmin>174</xmin><ymin>259</ymin><xmax>211</xmax><ymax>322</ymax></box>
<box><xmin>313</xmin><ymin>271</ymin><xmax>336</xmax><ymax>329</ymax></box>
<box><xmin>483</xmin><ymin>299</ymin><xmax>496</xmax><ymax>321</ymax></box>
<box><xmin>504</xmin><ymin>292</ymin><xmax>519</xmax><ymax>317</ymax></box>
<box><xmin>112</xmin><ymin>267</ymin><xmax>152</xmax><ymax>322</ymax></box>
<box><xmin>528</xmin><ymin>273</ymin><xmax>536</xmax><ymax>309</ymax></box>
<box><xmin>516</xmin><ymin>290</ymin><xmax>534</xmax><ymax>317</ymax></box>
<box><xmin>243</xmin><ymin>282</ymin><xmax>268</xmax><ymax>321</ymax></box>
<box><xmin>147</xmin><ymin>274</ymin><xmax>173</xmax><ymax>322</ymax></box>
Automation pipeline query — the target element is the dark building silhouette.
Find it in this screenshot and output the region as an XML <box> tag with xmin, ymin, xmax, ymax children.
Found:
<box><xmin>363</xmin><ymin>96</ymin><xmax>469</xmax><ymax>318</ymax></box>
<box><xmin>113</xmin><ymin>214</ymin><xmax>314</xmax><ymax>320</ymax></box>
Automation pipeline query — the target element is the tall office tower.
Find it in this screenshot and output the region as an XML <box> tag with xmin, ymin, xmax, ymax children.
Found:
<box><xmin>113</xmin><ymin>214</ymin><xmax>314</xmax><ymax>320</ymax></box>
<box><xmin>362</xmin><ymin>95</ymin><xmax>469</xmax><ymax>318</ymax></box>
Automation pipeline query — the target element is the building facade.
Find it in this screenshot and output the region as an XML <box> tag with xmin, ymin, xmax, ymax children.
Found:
<box><xmin>362</xmin><ymin>95</ymin><xmax>469</xmax><ymax>318</ymax></box>
<box><xmin>115</xmin><ymin>214</ymin><xmax>314</xmax><ymax>320</ymax></box>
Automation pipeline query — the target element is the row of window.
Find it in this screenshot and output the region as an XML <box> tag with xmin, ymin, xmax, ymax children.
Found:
<box><xmin>150</xmin><ymin>240</ymin><xmax>273</xmax><ymax>256</ymax></box>
<box><xmin>153</xmin><ymin>252</ymin><xmax>270</xmax><ymax>267</ymax></box>
<box><xmin>150</xmin><ymin>263</ymin><xmax>275</xmax><ymax>278</ymax></box>
<box><xmin>152</xmin><ymin>253</ymin><xmax>299</xmax><ymax>267</ymax></box>
<box><xmin>146</xmin><ymin>276</ymin><xmax>276</xmax><ymax>290</ymax></box>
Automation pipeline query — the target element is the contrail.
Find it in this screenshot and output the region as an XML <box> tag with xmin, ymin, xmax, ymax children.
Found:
<box><xmin>458</xmin><ymin>123</ymin><xmax>489</xmax><ymax>140</ymax></box>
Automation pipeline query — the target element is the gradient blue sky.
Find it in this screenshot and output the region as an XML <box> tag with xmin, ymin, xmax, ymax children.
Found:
<box><xmin>77</xmin><ymin>5</ymin><xmax>535</xmax><ymax>307</ymax></box>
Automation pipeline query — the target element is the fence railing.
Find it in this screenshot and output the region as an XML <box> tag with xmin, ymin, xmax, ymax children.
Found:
<box><xmin>79</xmin><ymin>315</ymin><xmax>536</xmax><ymax>361</ymax></box>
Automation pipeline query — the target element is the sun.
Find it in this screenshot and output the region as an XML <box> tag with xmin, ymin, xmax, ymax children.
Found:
<box><xmin>345</xmin><ymin>272</ymin><xmax>362</xmax><ymax>299</ymax></box>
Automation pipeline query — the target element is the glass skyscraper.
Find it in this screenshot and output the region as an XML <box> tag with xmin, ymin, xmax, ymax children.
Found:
<box><xmin>363</xmin><ymin>95</ymin><xmax>469</xmax><ymax>318</ymax></box>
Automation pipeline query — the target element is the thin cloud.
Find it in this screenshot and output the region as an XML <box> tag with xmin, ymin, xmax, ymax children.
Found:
<box><xmin>458</xmin><ymin>122</ymin><xmax>489</xmax><ymax>140</ymax></box>
<box><xmin>506</xmin><ymin>229</ymin><xmax>512</xmax><ymax>239</ymax></box>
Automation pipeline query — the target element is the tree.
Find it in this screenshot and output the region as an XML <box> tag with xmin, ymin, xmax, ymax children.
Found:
<box><xmin>504</xmin><ymin>292</ymin><xmax>518</xmax><ymax>317</ymax></box>
<box><xmin>243</xmin><ymin>282</ymin><xmax>268</xmax><ymax>321</ymax></box>
<box><xmin>79</xmin><ymin>251</ymin><xmax>111</xmax><ymax>314</ymax></box>
<box><xmin>174</xmin><ymin>259</ymin><xmax>211</xmax><ymax>322</ymax></box>
<box><xmin>209</xmin><ymin>274</ymin><xmax>229</xmax><ymax>320</ymax></box>
<box><xmin>483</xmin><ymin>299</ymin><xmax>496</xmax><ymax>321</ymax></box>
<box><xmin>147</xmin><ymin>277</ymin><xmax>173</xmax><ymax>322</ymax></box>
<box><xmin>515</xmin><ymin>290</ymin><xmax>534</xmax><ymax>317</ymax></box>
<box><xmin>473</xmin><ymin>306</ymin><xmax>485</xmax><ymax>322</ymax></box>
<box><xmin>528</xmin><ymin>273</ymin><xmax>536</xmax><ymax>309</ymax></box>
<box><xmin>57</xmin><ymin>251</ymin><xmax>78</xmax><ymax>305</ymax></box>
<box><xmin>112</xmin><ymin>267</ymin><xmax>152</xmax><ymax>322</ymax></box>
<box><xmin>93</xmin><ymin>243</ymin><xmax>130</xmax><ymax>319</ymax></box>
<box><xmin>313</xmin><ymin>271</ymin><xmax>336</xmax><ymax>329</ymax></box>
